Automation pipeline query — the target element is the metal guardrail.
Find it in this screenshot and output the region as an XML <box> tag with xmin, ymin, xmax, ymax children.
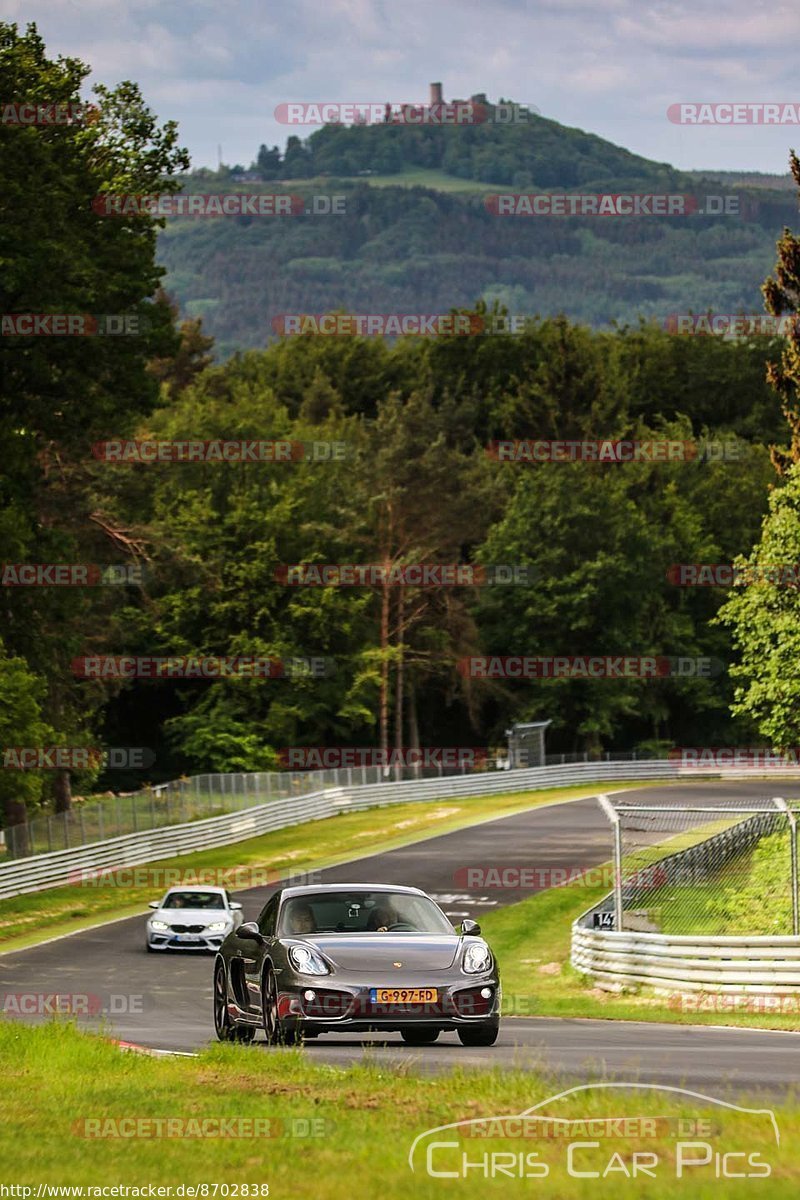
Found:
<box><xmin>571</xmin><ymin>925</ymin><xmax>800</xmax><ymax>992</ymax></box>
<box><xmin>0</xmin><ymin>759</ymin><xmax>681</xmax><ymax>900</ymax></box>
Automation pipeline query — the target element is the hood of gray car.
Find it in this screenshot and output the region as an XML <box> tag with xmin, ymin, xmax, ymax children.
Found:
<box><xmin>305</xmin><ymin>934</ymin><xmax>461</xmax><ymax>971</ymax></box>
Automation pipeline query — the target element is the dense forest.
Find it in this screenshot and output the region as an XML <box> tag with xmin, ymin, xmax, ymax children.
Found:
<box><xmin>5</xmin><ymin>22</ymin><xmax>800</xmax><ymax>829</ymax></box>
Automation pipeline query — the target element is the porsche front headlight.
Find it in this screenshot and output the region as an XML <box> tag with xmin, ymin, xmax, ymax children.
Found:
<box><xmin>463</xmin><ymin>942</ymin><xmax>492</xmax><ymax>974</ymax></box>
<box><xmin>288</xmin><ymin>944</ymin><xmax>329</xmax><ymax>975</ymax></box>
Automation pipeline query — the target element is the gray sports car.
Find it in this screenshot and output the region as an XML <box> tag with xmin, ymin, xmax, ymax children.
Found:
<box><xmin>213</xmin><ymin>883</ymin><xmax>500</xmax><ymax>1046</ymax></box>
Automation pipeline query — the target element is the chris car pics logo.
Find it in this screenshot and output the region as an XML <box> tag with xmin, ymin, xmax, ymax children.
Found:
<box><xmin>408</xmin><ymin>1083</ymin><xmax>778</xmax><ymax>1181</ymax></box>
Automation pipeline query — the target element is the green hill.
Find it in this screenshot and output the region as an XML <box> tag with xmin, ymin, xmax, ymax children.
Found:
<box><xmin>157</xmin><ymin>105</ymin><xmax>799</xmax><ymax>356</ymax></box>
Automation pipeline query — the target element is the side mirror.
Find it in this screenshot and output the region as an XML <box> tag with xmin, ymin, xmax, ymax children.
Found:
<box><xmin>461</xmin><ymin>919</ymin><xmax>481</xmax><ymax>936</ymax></box>
<box><xmin>237</xmin><ymin>921</ymin><xmax>264</xmax><ymax>944</ymax></box>
<box><xmin>229</xmin><ymin>901</ymin><xmax>243</xmax><ymax>911</ymax></box>
<box><xmin>148</xmin><ymin>901</ymin><xmax>159</xmax><ymax>910</ymax></box>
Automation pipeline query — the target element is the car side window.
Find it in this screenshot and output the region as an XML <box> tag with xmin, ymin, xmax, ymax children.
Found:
<box><xmin>258</xmin><ymin>894</ymin><xmax>279</xmax><ymax>937</ymax></box>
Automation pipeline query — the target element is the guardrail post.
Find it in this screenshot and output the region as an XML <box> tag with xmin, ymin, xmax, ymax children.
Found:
<box><xmin>596</xmin><ymin>793</ymin><xmax>623</xmax><ymax>931</ymax></box>
<box><xmin>774</xmin><ymin>797</ymin><xmax>799</xmax><ymax>935</ymax></box>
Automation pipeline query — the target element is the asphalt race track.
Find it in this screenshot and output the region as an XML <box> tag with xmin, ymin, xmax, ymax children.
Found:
<box><xmin>2</xmin><ymin>780</ymin><xmax>799</xmax><ymax>1094</ymax></box>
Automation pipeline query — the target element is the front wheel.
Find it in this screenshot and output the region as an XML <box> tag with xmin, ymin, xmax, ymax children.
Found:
<box><xmin>213</xmin><ymin>962</ymin><xmax>236</xmax><ymax>1042</ymax></box>
<box><xmin>262</xmin><ymin>967</ymin><xmax>302</xmax><ymax>1046</ymax></box>
<box><xmin>400</xmin><ymin>1028</ymin><xmax>439</xmax><ymax>1045</ymax></box>
<box><xmin>457</xmin><ymin>1020</ymin><xmax>499</xmax><ymax>1047</ymax></box>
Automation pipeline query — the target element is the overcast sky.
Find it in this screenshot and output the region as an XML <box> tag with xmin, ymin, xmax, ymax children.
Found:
<box><xmin>4</xmin><ymin>0</ymin><xmax>799</xmax><ymax>174</ymax></box>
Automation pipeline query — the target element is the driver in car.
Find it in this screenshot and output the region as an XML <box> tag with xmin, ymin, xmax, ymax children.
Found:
<box><xmin>367</xmin><ymin>903</ymin><xmax>397</xmax><ymax>932</ymax></box>
<box><xmin>287</xmin><ymin>902</ymin><xmax>317</xmax><ymax>934</ymax></box>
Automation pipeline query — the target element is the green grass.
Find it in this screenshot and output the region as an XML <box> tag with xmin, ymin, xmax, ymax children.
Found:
<box><xmin>0</xmin><ymin>784</ymin><xmax>645</xmax><ymax>953</ymax></box>
<box><xmin>1</xmin><ymin>1020</ymin><xmax>796</xmax><ymax>1197</ymax></box>
<box><xmin>658</xmin><ymin>830</ymin><xmax>794</xmax><ymax>936</ymax></box>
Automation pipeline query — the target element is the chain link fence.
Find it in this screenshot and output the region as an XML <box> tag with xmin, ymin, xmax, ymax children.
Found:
<box><xmin>593</xmin><ymin>794</ymin><xmax>800</xmax><ymax>936</ymax></box>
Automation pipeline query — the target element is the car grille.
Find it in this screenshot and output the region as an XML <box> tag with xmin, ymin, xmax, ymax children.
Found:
<box><xmin>169</xmin><ymin>924</ymin><xmax>206</xmax><ymax>933</ymax></box>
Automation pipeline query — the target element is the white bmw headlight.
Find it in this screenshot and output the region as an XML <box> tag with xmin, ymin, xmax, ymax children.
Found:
<box><xmin>463</xmin><ymin>942</ymin><xmax>492</xmax><ymax>974</ymax></box>
<box><xmin>288</xmin><ymin>944</ymin><xmax>329</xmax><ymax>975</ymax></box>
<box><xmin>206</xmin><ymin>920</ymin><xmax>229</xmax><ymax>932</ymax></box>
<box><xmin>149</xmin><ymin>920</ymin><xmax>168</xmax><ymax>931</ymax></box>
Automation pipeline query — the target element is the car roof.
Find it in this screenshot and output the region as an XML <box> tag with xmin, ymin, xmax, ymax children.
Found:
<box><xmin>280</xmin><ymin>883</ymin><xmax>426</xmax><ymax>899</ymax></box>
<box><xmin>163</xmin><ymin>885</ymin><xmax>227</xmax><ymax>895</ymax></box>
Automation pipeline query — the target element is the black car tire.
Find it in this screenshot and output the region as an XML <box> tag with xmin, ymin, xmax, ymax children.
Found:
<box><xmin>400</xmin><ymin>1028</ymin><xmax>439</xmax><ymax>1045</ymax></box>
<box><xmin>457</xmin><ymin>1020</ymin><xmax>499</xmax><ymax>1046</ymax></box>
<box><xmin>214</xmin><ymin>962</ymin><xmax>237</xmax><ymax>1042</ymax></box>
<box><xmin>262</xmin><ymin>965</ymin><xmax>301</xmax><ymax>1045</ymax></box>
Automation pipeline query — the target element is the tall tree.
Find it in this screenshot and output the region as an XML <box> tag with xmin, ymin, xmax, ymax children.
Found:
<box><xmin>0</xmin><ymin>21</ymin><xmax>188</xmax><ymax>810</ymax></box>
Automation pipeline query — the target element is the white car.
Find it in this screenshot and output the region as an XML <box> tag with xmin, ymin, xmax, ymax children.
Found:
<box><xmin>146</xmin><ymin>886</ymin><xmax>244</xmax><ymax>952</ymax></box>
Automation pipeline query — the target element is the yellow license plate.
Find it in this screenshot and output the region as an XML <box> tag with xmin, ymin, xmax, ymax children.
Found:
<box><xmin>371</xmin><ymin>988</ymin><xmax>438</xmax><ymax>1004</ymax></box>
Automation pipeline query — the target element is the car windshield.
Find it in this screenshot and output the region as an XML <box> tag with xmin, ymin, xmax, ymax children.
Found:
<box><xmin>279</xmin><ymin>891</ymin><xmax>454</xmax><ymax>935</ymax></box>
<box><xmin>162</xmin><ymin>891</ymin><xmax>225</xmax><ymax>909</ymax></box>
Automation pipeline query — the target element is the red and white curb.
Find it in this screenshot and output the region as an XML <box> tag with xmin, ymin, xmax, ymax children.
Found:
<box><xmin>111</xmin><ymin>1038</ymin><xmax>197</xmax><ymax>1058</ymax></box>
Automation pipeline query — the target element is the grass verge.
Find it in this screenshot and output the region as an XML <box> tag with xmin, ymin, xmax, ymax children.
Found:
<box><xmin>0</xmin><ymin>784</ymin><xmax>645</xmax><ymax>953</ymax></box>
<box><xmin>484</xmin><ymin>873</ymin><xmax>800</xmax><ymax>1032</ymax></box>
<box><xmin>0</xmin><ymin>1020</ymin><xmax>795</xmax><ymax>1198</ymax></box>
